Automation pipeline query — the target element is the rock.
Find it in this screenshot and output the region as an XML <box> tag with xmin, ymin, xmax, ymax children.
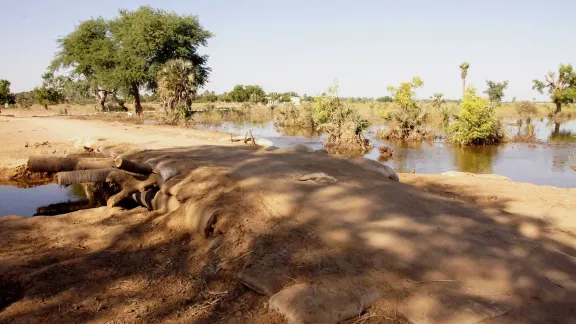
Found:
<box><xmin>237</xmin><ymin>268</ymin><xmax>291</xmax><ymax>296</ymax></box>
<box><xmin>299</xmin><ymin>172</ymin><xmax>338</xmax><ymax>184</ymax></box>
<box><xmin>348</xmin><ymin>157</ymin><xmax>399</xmax><ymax>182</ymax></box>
<box><xmin>286</xmin><ymin>144</ymin><xmax>313</xmax><ymax>153</ymax></box>
<box><xmin>255</xmin><ymin>138</ymin><xmax>274</xmax><ymax>147</ymax></box>
<box><xmin>399</xmin><ymin>286</ymin><xmax>511</xmax><ymax>324</ymax></box>
<box><xmin>269</xmin><ymin>280</ymin><xmax>381</xmax><ymax>324</ymax></box>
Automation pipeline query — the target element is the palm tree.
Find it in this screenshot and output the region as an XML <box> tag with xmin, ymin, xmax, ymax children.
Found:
<box><xmin>459</xmin><ymin>62</ymin><xmax>470</xmax><ymax>96</ymax></box>
<box><xmin>157</xmin><ymin>59</ymin><xmax>200</xmax><ymax>110</ymax></box>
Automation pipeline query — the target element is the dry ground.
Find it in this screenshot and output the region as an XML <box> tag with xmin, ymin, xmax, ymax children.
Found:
<box><xmin>0</xmin><ymin>115</ymin><xmax>575</xmax><ymax>323</ymax></box>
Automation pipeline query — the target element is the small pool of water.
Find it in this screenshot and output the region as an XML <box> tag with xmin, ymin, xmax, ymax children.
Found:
<box><xmin>0</xmin><ymin>184</ymin><xmax>87</xmax><ymax>217</ymax></box>
<box><xmin>197</xmin><ymin>118</ymin><xmax>576</xmax><ymax>188</ymax></box>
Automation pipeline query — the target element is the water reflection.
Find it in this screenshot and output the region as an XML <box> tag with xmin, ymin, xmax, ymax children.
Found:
<box><xmin>195</xmin><ymin>118</ymin><xmax>576</xmax><ymax>188</ymax></box>
<box><xmin>451</xmin><ymin>146</ymin><xmax>499</xmax><ymax>173</ymax></box>
<box><xmin>549</xmin><ymin>122</ymin><xmax>576</xmax><ymax>142</ymax></box>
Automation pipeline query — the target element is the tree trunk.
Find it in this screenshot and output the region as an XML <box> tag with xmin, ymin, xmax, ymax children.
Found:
<box><xmin>132</xmin><ymin>82</ymin><xmax>143</xmax><ymax>115</ymax></box>
<box><xmin>57</xmin><ymin>168</ymin><xmax>116</xmax><ymax>185</ymax></box>
<box><xmin>43</xmin><ymin>104</ymin><xmax>48</xmax><ymax>110</ymax></box>
<box><xmin>462</xmin><ymin>79</ymin><xmax>466</xmax><ymax>97</ymax></box>
<box><xmin>555</xmin><ymin>102</ymin><xmax>562</xmax><ymax>114</ymax></box>
<box><xmin>97</xmin><ymin>89</ymin><xmax>108</xmax><ymax>112</ymax></box>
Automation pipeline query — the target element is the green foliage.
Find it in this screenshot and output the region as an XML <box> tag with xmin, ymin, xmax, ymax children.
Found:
<box><xmin>274</xmin><ymin>102</ymin><xmax>315</xmax><ymax>129</ymax></box>
<box><xmin>484</xmin><ymin>80</ymin><xmax>508</xmax><ymax>106</ymax></box>
<box><xmin>0</xmin><ymin>79</ymin><xmax>15</xmax><ymax>105</ymax></box>
<box><xmin>15</xmin><ymin>91</ymin><xmax>35</xmax><ymax>108</ymax></box>
<box><xmin>380</xmin><ymin>77</ymin><xmax>432</xmax><ymax>140</ymax></box>
<box><xmin>375</xmin><ymin>96</ymin><xmax>393</xmax><ymax>103</ymax></box>
<box><xmin>228</xmin><ymin>85</ymin><xmax>265</xmax><ymax>103</ymax></box>
<box><xmin>450</xmin><ymin>87</ymin><xmax>504</xmax><ymax>145</ymax></box>
<box><xmin>515</xmin><ymin>101</ymin><xmax>538</xmax><ymax>119</ymax></box>
<box><xmin>157</xmin><ymin>59</ymin><xmax>200</xmax><ymax>109</ymax></box>
<box><xmin>33</xmin><ymin>87</ymin><xmax>62</xmax><ymax>109</ymax></box>
<box><xmin>33</xmin><ymin>72</ymin><xmax>64</xmax><ymax>109</ymax></box>
<box><xmin>51</xmin><ymin>6</ymin><xmax>213</xmax><ymax>114</ymax></box>
<box><xmin>197</xmin><ymin>90</ymin><xmax>218</xmax><ymax>102</ymax></box>
<box><xmin>533</xmin><ymin>63</ymin><xmax>576</xmax><ymax>113</ymax></box>
<box><xmin>431</xmin><ymin>93</ymin><xmax>445</xmax><ymax>110</ymax></box>
<box><xmin>314</xmin><ymin>82</ymin><xmax>371</xmax><ymax>154</ymax></box>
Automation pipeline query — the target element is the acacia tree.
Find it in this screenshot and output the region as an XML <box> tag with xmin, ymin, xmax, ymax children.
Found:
<box><xmin>484</xmin><ymin>80</ymin><xmax>508</xmax><ymax>106</ymax></box>
<box><xmin>533</xmin><ymin>63</ymin><xmax>576</xmax><ymax>114</ymax></box>
<box><xmin>0</xmin><ymin>79</ymin><xmax>15</xmax><ymax>105</ymax></box>
<box><xmin>51</xmin><ymin>18</ymin><xmax>117</xmax><ymax>112</ymax></box>
<box><xmin>51</xmin><ymin>6</ymin><xmax>212</xmax><ymax>115</ymax></box>
<box><xmin>460</xmin><ymin>62</ymin><xmax>470</xmax><ymax>95</ymax></box>
<box><xmin>157</xmin><ymin>59</ymin><xmax>200</xmax><ymax>110</ymax></box>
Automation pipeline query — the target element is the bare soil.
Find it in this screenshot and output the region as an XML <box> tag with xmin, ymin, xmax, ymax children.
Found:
<box><xmin>1</xmin><ymin>115</ymin><xmax>576</xmax><ymax>323</ymax></box>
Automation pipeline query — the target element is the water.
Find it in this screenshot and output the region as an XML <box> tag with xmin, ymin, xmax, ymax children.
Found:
<box><xmin>198</xmin><ymin>118</ymin><xmax>576</xmax><ymax>188</ymax></box>
<box><xmin>0</xmin><ymin>184</ymin><xmax>87</xmax><ymax>217</ymax></box>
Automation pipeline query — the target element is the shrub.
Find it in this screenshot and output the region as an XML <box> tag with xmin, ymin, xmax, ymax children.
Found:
<box><xmin>378</xmin><ymin>145</ymin><xmax>393</xmax><ymax>161</ymax></box>
<box><xmin>314</xmin><ymin>83</ymin><xmax>371</xmax><ymax>155</ymax></box>
<box><xmin>274</xmin><ymin>102</ymin><xmax>315</xmax><ymax>129</ymax></box>
<box><xmin>380</xmin><ymin>77</ymin><xmax>434</xmax><ymax>140</ymax></box>
<box><xmin>515</xmin><ymin>101</ymin><xmax>537</xmax><ymax>119</ymax></box>
<box><xmin>450</xmin><ymin>87</ymin><xmax>504</xmax><ymax>145</ymax></box>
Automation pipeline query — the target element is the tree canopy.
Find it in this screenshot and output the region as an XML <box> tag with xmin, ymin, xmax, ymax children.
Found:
<box><xmin>33</xmin><ymin>73</ymin><xmax>64</xmax><ymax>109</ymax></box>
<box><xmin>0</xmin><ymin>79</ymin><xmax>16</xmax><ymax>105</ymax></box>
<box><xmin>533</xmin><ymin>63</ymin><xmax>576</xmax><ymax>113</ymax></box>
<box><xmin>50</xmin><ymin>6</ymin><xmax>212</xmax><ymax>114</ymax></box>
<box><xmin>484</xmin><ymin>80</ymin><xmax>508</xmax><ymax>106</ymax></box>
<box><xmin>157</xmin><ymin>59</ymin><xmax>201</xmax><ymax>109</ymax></box>
<box><xmin>228</xmin><ymin>85</ymin><xmax>265</xmax><ymax>103</ymax></box>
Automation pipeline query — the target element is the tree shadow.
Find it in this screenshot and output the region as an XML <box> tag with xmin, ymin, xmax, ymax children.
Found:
<box><xmin>1</xmin><ymin>145</ymin><xmax>575</xmax><ymax>323</ymax></box>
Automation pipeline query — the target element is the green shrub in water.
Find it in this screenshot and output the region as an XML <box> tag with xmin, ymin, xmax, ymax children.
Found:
<box><xmin>450</xmin><ymin>87</ymin><xmax>504</xmax><ymax>145</ymax></box>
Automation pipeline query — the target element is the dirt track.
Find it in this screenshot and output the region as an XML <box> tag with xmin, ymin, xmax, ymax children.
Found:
<box><xmin>1</xmin><ymin>115</ymin><xmax>576</xmax><ymax>323</ymax></box>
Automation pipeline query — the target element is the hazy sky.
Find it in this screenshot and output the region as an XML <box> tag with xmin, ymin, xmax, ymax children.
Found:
<box><xmin>0</xmin><ymin>0</ymin><xmax>573</xmax><ymax>100</ymax></box>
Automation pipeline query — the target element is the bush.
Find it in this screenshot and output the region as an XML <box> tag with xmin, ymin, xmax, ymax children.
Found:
<box><xmin>515</xmin><ymin>101</ymin><xmax>537</xmax><ymax>119</ymax></box>
<box><xmin>274</xmin><ymin>102</ymin><xmax>315</xmax><ymax>129</ymax></box>
<box><xmin>378</xmin><ymin>145</ymin><xmax>393</xmax><ymax>161</ymax></box>
<box><xmin>380</xmin><ymin>77</ymin><xmax>434</xmax><ymax>140</ymax></box>
<box><xmin>450</xmin><ymin>87</ymin><xmax>504</xmax><ymax>145</ymax></box>
<box><xmin>314</xmin><ymin>84</ymin><xmax>371</xmax><ymax>155</ymax></box>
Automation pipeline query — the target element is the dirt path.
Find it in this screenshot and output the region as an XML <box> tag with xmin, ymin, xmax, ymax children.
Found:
<box><xmin>1</xmin><ymin>116</ymin><xmax>576</xmax><ymax>323</ymax></box>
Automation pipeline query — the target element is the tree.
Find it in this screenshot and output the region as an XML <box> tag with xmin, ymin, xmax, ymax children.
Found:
<box><xmin>532</xmin><ymin>63</ymin><xmax>576</xmax><ymax>114</ymax></box>
<box><xmin>110</xmin><ymin>7</ymin><xmax>212</xmax><ymax>115</ymax></box>
<box><xmin>228</xmin><ymin>85</ymin><xmax>265</xmax><ymax>103</ymax></box>
<box><xmin>450</xmin><ymin>87</ymin><xmax>503</xmax><ymax>145</ymax></box>
<box><xmin>484</xmin><ymin>80</ymin><xmax>508</xmax><ymax>106</ymax></box>
<box><xmin>0</xmin><ymin>79</ymin><xmax>15</xmax><ymax>105</ymax></box>
<box><xmin>51</xmin><ymin>18</ymin><xmax>118</xmax><ymax>112</ymax></box>
<box><xmin>33</xmin><ymin>72</ymin><xmax>64</xmax><ymax>109</ymax></box>
<box><xmin>51</xmin><ymin>6</ymin><xmax>213</xmax><ymax>115</ymax></box>
<box><xmin>459</xmin><ymin>62</ymin><xmax>470</xmax><ymax>95</ymax></box>
<box><xmin>157</xmin><ymin>59</ymin><xmax>200</xmax><ymax>110</ymax></box>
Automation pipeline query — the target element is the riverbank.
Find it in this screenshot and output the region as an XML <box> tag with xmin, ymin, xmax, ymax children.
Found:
<box><xmin>1</xmin><ymin>115</ymin><xmax>576</xmax><ymax>323</ymax></box>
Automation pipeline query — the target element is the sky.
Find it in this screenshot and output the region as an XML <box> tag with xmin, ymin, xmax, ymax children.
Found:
<box><xmin>0</xmin><ymin>0</ymin><xmax>574</xmax><ymax>101</ymax></box>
